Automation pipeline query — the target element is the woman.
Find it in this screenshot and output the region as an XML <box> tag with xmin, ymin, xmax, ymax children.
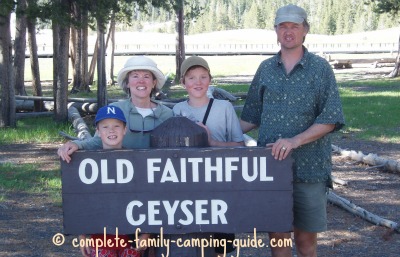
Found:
<box><xmin>58</xmin><ymin>56</ymin><xmax>173</xmax><ymax>163</ymax></box>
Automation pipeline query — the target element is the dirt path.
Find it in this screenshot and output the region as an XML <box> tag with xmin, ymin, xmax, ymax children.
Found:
<box><xmin>0</xmin><ymin>138</ymin><xmax>399</xmax><ymax>257</ymax></box>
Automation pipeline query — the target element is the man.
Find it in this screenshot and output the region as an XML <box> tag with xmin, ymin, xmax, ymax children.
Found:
<box><xmin>240</xmin><ymin>4</ymin><xmax>345</xmax><ymax>257</ymax></box>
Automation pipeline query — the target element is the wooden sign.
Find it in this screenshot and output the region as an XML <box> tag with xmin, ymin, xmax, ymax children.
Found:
<box><xmin>61</xmin><ymin>147</ymin><xmax>293</xmax><ymax>235</ymax></box>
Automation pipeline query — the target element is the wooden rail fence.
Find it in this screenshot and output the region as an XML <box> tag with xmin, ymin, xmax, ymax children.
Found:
<box><xmin>31</xmin><ymin>42</ymin><xmax>399</xmax><ymax>57</ymax></box>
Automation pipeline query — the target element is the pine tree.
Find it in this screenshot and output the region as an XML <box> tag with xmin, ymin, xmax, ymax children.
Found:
<box><xmin>367</xmin><ymin>0</ymin><xmax>400</xmax><ymax>77</ymax></box>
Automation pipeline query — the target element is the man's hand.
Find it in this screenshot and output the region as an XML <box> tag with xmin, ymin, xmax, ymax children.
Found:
<box><xmin>267</xmin><ymin>124</ymin><xmax>335</xmax><ymax>160</ymax></box>
<box><xmin>267</xmin><ymin>137</ymin><xmax>299</xmax><ymax>161</ymax></box>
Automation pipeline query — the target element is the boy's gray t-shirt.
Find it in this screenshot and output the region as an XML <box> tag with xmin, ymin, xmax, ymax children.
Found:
<box><xmin>173</xmin><ymin>99</ymin><xmax>244</xmax><ymax>143</ymax></box>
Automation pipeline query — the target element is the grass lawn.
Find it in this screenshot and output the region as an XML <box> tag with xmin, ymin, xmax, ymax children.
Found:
<box><xmin>23</xmin><ymin>55</ymin><xmax>268</xmax><ymax>81</ymax></box>
<box><xmin>0</xmin><ymin>163</ymin><xmax>62</xmax><ymax>205</ymax></box>
<box><xmin>337</xmin><ymin>78</ymin><xmax>400</xmax><ymax>143</ymax></box>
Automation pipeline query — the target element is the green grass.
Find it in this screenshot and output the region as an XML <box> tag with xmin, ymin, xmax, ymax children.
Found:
<box><xmin>0</xmin><ymin>163</ymin><xmax>62</xmax><ymax>205</ymax></box>
<box><xmin>0</xmin><ymin>117</ymin><xmax>75</xmax><ymax>144</ymax></box>
<box><xmin>214</xmin><ymin>83</ymin><xmax>250</xmax><ymax>94</ymax></box>
<box><xmin>337</xmin><ymin>79</ymin><xmax>400</xmax><ymax>143</ymax></box>
<box><xmin>25</xmin><ymin>55</ymin><xmax>267</xmax><ymax>81</ymax></box>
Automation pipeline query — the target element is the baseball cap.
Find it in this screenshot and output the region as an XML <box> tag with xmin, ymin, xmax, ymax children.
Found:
<box><xmin>95</xmin><ymin>105</ymin><xmax>126</xmax><ymax>126</ymax></box>
<box><xmin>274</xmin><ymin>4</ymin><xmax>307</xmax><ymax>26</ymax></box>
<box><xmin>180</xmin><ymin>56</ymin><xmax>210</xmax><ymax>78</ymax></box>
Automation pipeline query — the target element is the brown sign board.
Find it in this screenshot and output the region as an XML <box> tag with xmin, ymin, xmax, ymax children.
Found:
<box><xmin>61</xmin><ymin>147</ymin><xmax>293</xmax><ymax>235</ymax></box>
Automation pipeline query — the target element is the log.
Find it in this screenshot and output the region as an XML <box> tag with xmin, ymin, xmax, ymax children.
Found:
<box><xmin>243</xmin><ymin>134</ymin><xmax>257</xmax><ymax>147</ymax></box>
<box><xmin>16</xmin><ymin>99</ymin><xmax>98</xmax><ymax>114</ymax></box>
<box><xmin>328</xmin><ymin>190</ymin><xmax>400</xmax><ymax>233</ymax></box>
<box><xmin>68</xmin><ymin>102</ymin><xmax>98</xmax><ymax>113</ymax></box>
<box><xmin>16</xmin><ymin>100</ymin><xmax>53</xmax><ymax>111</ymax></box>
<box><xmin>240</xmin><ymin>138</ymin><xmax>399</xmax><ymax>232</ymax></box>
<box><xmin>15</xmin><ymin>88</ymin><xmax>245</xmax><ymax>115</ymax></box>
<box><xmin>331</xmin><ymin>175</ymin><xmax>348</xmax><ymax>186</ymax></box>
<box><xmin>66</xmin><ymin>105</ymin><xmax>92</xmax><ymax>140</ymax></box>
<box><xmin>16</xmin><ymin>112</ymin><xmax>53</xmax><ymax>119</ymax></box>
<box><xmin>15</xmin><ymin>96</ymin><xmax>120</xmax><ymax>112</ymax></box>
<box><xmin>332</xmin><ymin>144</ymin><xmax>400</xmax><ymax>173</ymax></box>
<box><xmin>208</xmin><ymin>86</ymin><xmax>237</xmax><ymax>101</ymax></box>
<box><xmin>15</xmin><ymin>95</ymin><xmax>106</xmax><ymax>103</ymax></box>
<box><xmin>331</xmin><ymin>60</ymin><xmax>352</xmax><ymax>69</ymax></box>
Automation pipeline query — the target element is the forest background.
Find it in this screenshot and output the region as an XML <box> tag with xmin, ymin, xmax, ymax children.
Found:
<box><xmin>1</xmin><ymin>0</ymin><xmax>400</xmax><ymax>128</ymax></box>
<box><xmin>107</xmin><ymin>0</ymin><xmax>397</xmax><ymax>35</ymax></box>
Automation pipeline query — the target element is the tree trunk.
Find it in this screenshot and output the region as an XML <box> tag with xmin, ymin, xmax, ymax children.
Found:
<box><xmin>0</xmin><ymin>8</ymin><xmax>16</xmax><ymax>128</ymax></box>
<box><xmin>96</xmin><ymin>19</ymin><xmax>107</xmax><ymax>108</ymax></box>
<box><xmin>52</xmin><ymin>22</ymin><xmax>59</xmax><ymax>120</ymax></box>
<box><xmin>81</xmin><ymin>9</ymin><xmax>89</xmax><ymax>91</ymax></box>
<box><xmin>56</xmin><ymin>25</ymin><xmax>70</xmax><ymax>122</ymax></box>
<box><xmin>27</xmin><ymin>14</ymin><xmax>43</xmax><ymax>112</ymax></box>
<box><xmin>53</xmin><ymin>0</ymin><xmax>70</xmax><ymax>123</ymax></box>
<box><xmin>88</xmin><ymin>38</ymin><xmax>98</xmax><ymax>86</ymax></box>
<box><xmin>13</xmin><ymin>0</ymin><xmax>27</xmax><ymax>96</ymax></box>
<box><xmin>69</xmin><ymin>26</ymin><xmax>77</xmax><ymax>91</ymax></box>
<box><xmin>74</xmin><ymin>23</ymin><xmax>83</xmax><ymax>92</ymax></box>
<box><xmin>388</xmin><ymin>33</ymin><xmax>400</xmax><ymax>78</ymax></box>
<box><xmin>70</xmin><ymin>1</ymin><xmax>83</xmax><ymax>94</ymax></box>
<box><xmin>174</xmin><ymin>3</ymin><xmax>185</xmax><ymax>85</ymax></box>
<box><xmin>106</xmin><ymin>12</ymin><xmax>116</xmax><ymax>85</ymax></box>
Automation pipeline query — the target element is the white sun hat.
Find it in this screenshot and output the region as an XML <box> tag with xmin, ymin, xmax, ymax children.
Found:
<box><xmin>117</xmin><ymin>56</ymin><xmax>166</xmax><ymax>93</ymax></box>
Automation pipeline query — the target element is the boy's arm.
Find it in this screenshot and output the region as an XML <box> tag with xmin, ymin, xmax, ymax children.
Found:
<box><xmin>58</xmin><ymin>135</ymin><xmax>102</xmax><ymax>163</ymax></box>
<box><xmin>197</xmin><ymin>123</ymin><xmax>245</xmax><ymax>147</ymax></box>
<box><xmin>57</xmin><ymin>141</ymin><xmax>79</xmax><ymax>163</ymax></box>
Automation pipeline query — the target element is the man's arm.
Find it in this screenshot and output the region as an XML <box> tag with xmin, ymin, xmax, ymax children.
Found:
<box><xmin>240</xmin><ymin>119</ymin><xmax>258</xmax><ymax>133</ymax></box>
<box><xmin>268</xmin><ymin>123</ymin><xmax>335</xmax><ymax>160</ymax></box>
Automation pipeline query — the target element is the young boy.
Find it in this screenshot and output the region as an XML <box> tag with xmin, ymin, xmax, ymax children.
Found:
<box><xmin>174</xmin><ymin>56</ymin><xmax>244</xmax><ymax>147</ymax></box>
<box><xmin>169</xmin><ymin>56</ymin><xmax>243</xmax><ymax>257</ymax></box>
<box><xmin>78</xmin><ymin>105</ymin><xmax>149</xmax><ymax>257</ymax></box>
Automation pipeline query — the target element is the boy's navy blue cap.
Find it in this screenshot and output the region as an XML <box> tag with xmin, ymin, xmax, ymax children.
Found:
<box><xmin>95</xmin><ymin>106</ymin><xmax>126</xmax><ymax>125</ymax></box>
